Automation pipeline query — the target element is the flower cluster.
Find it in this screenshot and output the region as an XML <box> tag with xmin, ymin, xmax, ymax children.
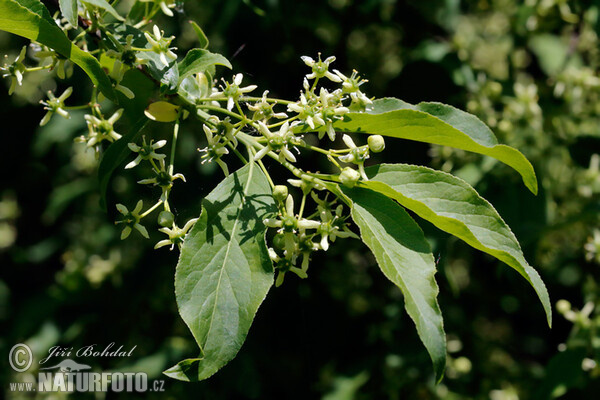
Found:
<box><xmin>263</xmin><ymin>185</ymin><xmax>357</xmax><ymax>285</ymax></box>
<box><xmin>0</xmin><ymin>7</ymin><xmax>377</xmax><ymax>284</ymax></box>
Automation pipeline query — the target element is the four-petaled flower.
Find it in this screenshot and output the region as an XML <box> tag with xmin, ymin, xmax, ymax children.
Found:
<box><xmin>253</xmin><ymin>121</ymin><xmax>303</xmax><ymax>163</ymax></box>
<box><xmin>115</xmin><ymin>200</ymin><xmax>149</xmax><ymax>239</ymax></box>
<box><xmin>39</xmin><ymin>87</ymin><xmax>73</xmax><ymax>126</ymax></box>
<box><xmin>126</xmin><ymin>136</ymin><xmax>167</xmax><ymax>169</ymax></box>
<box><xmin>334</xmin><ymin>69</ymin><xmax>372</xmax><ymax>111</ymax></box>
<box><xmin>155</xmin><ymin>218</ymin><xmax>199</xmax><ymax>250</ymax></box>
<box><xmin>81</xmin><ymin>109</ymin><xmax>124</xmax><ymax>149</ymax></box>
<box><xmin>144</xmin><ymin>25</ymin><xmax>178</xmax><ymax>68</ymax></box>
<box><xmin>210</xmin><ymin>73</ymin><xmax>257</xmax><ymax>111</ymax></box>
<box><xmin>317</xmin><ymin>88</ymin><xmax>349</xmax><ymax>141</ymax></box>
<box><xmin>199</xmin><ymin>124</ymin><xmax>230</xmax><ymax>176</ymax></box>
<box><xmin>247</xmin><ymin>90</ymin><xmax>288</xmax><ymax>121</ymax></box>
<box><xmin>268</xmin><ymin>247</ymin><xmax>308</xmax><ymax>287</ymax></box>
<box><xmin>263</xmin><ymin>194</ymin><xmax>321</xmax><ymax>235</ymax></box>
<box><xmin>301</xmin><ymin>54</ymin><xmax>342</xmax><ymax>83</ymax></box>
<box><xmin>338</xmin><ymin>134</ymin><xmax>369</xmax><ymax>179</ymax></box>
<box><xmin>287</xmin><ymin>92</ymin><xmax>322</xmax><ymax>129</ymax></box>
<box><xmin>0</xmin><ymin>46</ymin><xmax>27</xmax><ymax>95</ymax></box>
<box><xmin>313</xmin><ymin>198</ymin><xmax>358</xmax><ymax>251</ymax></box>
<box><xmin>138</xmin><ymin>159</ymin><xmax>186</xmax><ymax>201</ymax></box>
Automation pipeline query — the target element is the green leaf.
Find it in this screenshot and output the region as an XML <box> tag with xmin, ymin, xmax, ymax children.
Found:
<box><xmin>333</xmin><ymin>98</ymin><xmax>538</xmax><ymax>194</ymax></box>
<box><xmin>341</xmin><ymin>186</ymin><xmax>446</xmax><ymax>382</ymax></box>
<box><xmin>177</xmin><ymin>49</ymin><xmax>232</xmax><ymax>84</ymax></box>
<box><xmin>359</xmin><ymin>163</ymin><xmax>551</xmax><ymax>327</ymax></box>
<box><xmin>58</xmin><ymin>0</ymin><xmax>78</xmax><ymax>27</ymax></box>
<box><xmin>97</xmin><ymin>116</ymin><xmax>147</xmax><ymax>210</ymax></box>
<box><xmin>81</xmin><ymin>0</ymin><xmax>124</xmax><ymax>21</ymax></box>
<box><xmin>189</xmin><ymin>21</ymin><xmax>209</xmax><ymax>49</ymax></box>
<box><xmin>165</xmin><ymin>163</ymin><xmax>276</xmax><ymax>381</ymax></box>
<box><xmin>0</xmin><ymin>0</ymin><xmax>117</xmax><ymax>101</ymax></box>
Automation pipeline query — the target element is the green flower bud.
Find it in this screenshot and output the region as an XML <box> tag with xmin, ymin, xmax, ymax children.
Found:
<box><xmin>339</xmin><ymin>167</ymin><xmax>361</xmax><ymax>188</ymax></box>
<box><xmin>158</xmin><ymin>211</ymin><xmax>175</xmax><ymax>227</ymax></box>
<box><xmin>273</xmin><ymin>233</ymin><xmax>286</xmax><ymax>250</ymax></box>
<box><xmin>368</xmin><ymin>135</ymin><xmax>385</xmax><ymax>153</ymax></box>
<box><xmin>556</xmin><ymin>299</ymin><xmax>571</xmax><ymax>314</ymax></box>
<box><xmin>273</xmin><ymin>185</ymin><xmax>289</xmax><ymax>202</ymax></box>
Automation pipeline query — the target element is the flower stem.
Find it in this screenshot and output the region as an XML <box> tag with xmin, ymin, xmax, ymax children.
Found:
<box><xmin>141</xmin><ymin>200</ymin><xmax>163</xmax><ymax>218</ymax></box>
<box><xmin>169</xmin><ymin>119</ymin><xmax>179</xmax><ymax>175</ymax></box>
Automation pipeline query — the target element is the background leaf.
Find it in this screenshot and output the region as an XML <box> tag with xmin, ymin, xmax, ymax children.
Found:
<box><xmin>342</xmin><ymin>186</ymin><xmax>446</xmax><ymax>382</ymax></box>
<box><xmin>177</xmin><ymin>48</ymin><xmax>232</xmax><ymax>84</ymax></box>
<box><xmin>81</xmin><ymin>0</ymin><xmax>124</xmax><ymax>21</ymax></box>
<box><xmin>165</xmin><ymin>163</ymin><xmax>276</xmax><ymax>381</ymax></box>
<box><xmin>359</xmin><ymin>163</ymin><xmax>552</xmax><ymax>326</ymax></box>
<box><xmin>189</xmin><ymin>21</ymin><xmax>209</xmax><ymax>49</ymax></box>
<box><xmin>58</xmin><ymin>0</ymin><xmax>78</xmax><ymax>27</ymax></box>
<box><xmin>332</xmin><ymin>97</ymin><xmax>538</xmax><ymax>194</ymax></box>
<box><xmin>0</xmin><ymin>0</ymin><xmax>117</xmax><ymax>101</ymax></box>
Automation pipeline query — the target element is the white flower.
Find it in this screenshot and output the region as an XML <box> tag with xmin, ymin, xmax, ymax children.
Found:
<box><xmin>155</xmin><ymin>218</ymin><xmax>199</xmax><ymax>250</ymax></box>
<box><xmin>253</xmin><ymin>121</ymin><xmax>302</xmax><ymax>164</ymax></box>
<box><xmin>125</xmin><ymin>136</ymin><xmax>167</xmax><ymax>169</ymax></box>
<box><xmin>80</xmin><ymin>109</ymin><xmax>124</xmax><ymax>149</ymax></box>
<box><xmin>315</xmin><ymin>202</ymin><xmax>358</xmax><ymax>251</ymax></box>
<box><xmin>338</xmin><ymin>134</ymin><xmax>369</xmax><ymax>179</ymax></box>
<box><xmin>144</xmin><ymin>25</ymin><xmax>178</xmax><ymax>68</ymax></box>
<box><xmin>301</xmin><ymin>54</ymin><xmax>342</xmax><ymax>82</ymax></box>
<box><xmin>137</xmin><ymin>159</ymin><xmax>186</xmax><ymax>201</ymax></box>
<box><xmin>39</xmin><ymin>87</ymin><xmax>73</xmax><ymax>126</ymax></box>
<box><xmin>210</xmin><ymin>73</ymin><xmax>257</xmax><ymax>111</ymax></box>
<box><xmin>263</xmin><ymin>194</ymin><xmax>321</xmax><ymax>233</ymax></box>
<box><xmin>0</xmin><ymin>46</ymin><xmax>27</xmax><ymax>95</ymax></box>
<box><xmin>198</xmin><ymin>124</ymin><xmax>230</xmax><ymax>176</ymax></box>
<box><xmin>115</xmin><ymin>200</ymin><xmax>149</xmax><ymax>239</ymax></box>
<box><xmin>267</xmin><ymin>247</ymin><xmax>308</xmax><ymax>287</ymax></box>
<box><xmin>287</xmin><ymin>92</ymin><xmax>322</xmax><ymax>130</ymax></box>
<box><xmin>247</xmin><ymin>90</ymin><xmax>288</xmax><ymax>121</ymax></box>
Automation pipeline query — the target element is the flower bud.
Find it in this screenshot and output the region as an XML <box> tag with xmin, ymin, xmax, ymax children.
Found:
<box><xmin>556</xmin><ymin>299</ymin><xmax>571</xmax><ymax>314</ymax></box>
<box><xmin>273</xmin><ymin>233</ymin><xmax>286</xmax><ymax>250</ymax></box>
<box><xmin>273</xmin><ymin>185</ymin><xmax>289</xmax><ymax>202</ymax></box>
<box><xmin>339</xmin><ymin>167</ymin><xmax>361</xmax><ymax>188</ymax></box>
<box><xmin>368</xmin><ymin>135</ymin><xmax>385</xmax><ymax>153</ymax></box>
<box><xmin>158</xmin><ymin>211</ymin><xmax>175</xmax><ymax>227</ymax></box>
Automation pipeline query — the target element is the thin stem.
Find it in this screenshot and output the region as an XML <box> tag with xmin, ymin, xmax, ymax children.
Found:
<box><xmin>258</xmin><ymin>159</ymin><xmax>275</xmax><ymax>188</ymax></box>
<box><xmin>298</xmin><ymin>194</ymin><xmax>307</xmax><ymax>219</ymax></box>
<box><xmin>169</xmin><ymin>119</ymin><xmax>179</xmax><ymax>175</ymax></box>
<box><xmin>198</xmin><ymin>104</ymin><xmax>245</xmax><ymax>121</ymax></box>
<box><xmin>234</xmin><ymin>99</ymin><xmax>246</xmax><ymax>118</ymax></box>
<box><xmin>64</xmin><ymin>104</ymin><xmax>92</xmax><ymax>110</ymax></box>
<box><xmin>149</xmin><ymin>158</ymin><xmax>160</xmax><ymax>173</ymax></box>
<box><xmin>25</xmin><ymin>65</ymin><xmax>51</xmax><ymax>72</ymax></box>
<box><xmin>242</xmin><ymin>96</ymin><xmax>294</xmax><ymax>105</ymax></box>
<box><xmin>199</xmin><ymin>96</ymin><xmax>294</xmax><ymax>105</ymax></box>
<box><xmin>141</xmin><ymin>200</ymin><xmax>163</xmax><ymax>218</ymax></box>
<box><xmin>310</xmin><ymin>77</ymin><xmax>320</xmax><ymax>93</ymax></box>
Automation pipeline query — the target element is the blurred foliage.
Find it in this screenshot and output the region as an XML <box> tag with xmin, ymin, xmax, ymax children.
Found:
<box><xmin>2</xmin><ymin>0</ymin><xmax>600</xmax><ymax>398</ymax></box>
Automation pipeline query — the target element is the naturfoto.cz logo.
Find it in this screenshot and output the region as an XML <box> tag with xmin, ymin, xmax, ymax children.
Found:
<box><xmin>8</xmin><ymin>343</ymin><xmax>165</xmax><ymax>393</ymax></box>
